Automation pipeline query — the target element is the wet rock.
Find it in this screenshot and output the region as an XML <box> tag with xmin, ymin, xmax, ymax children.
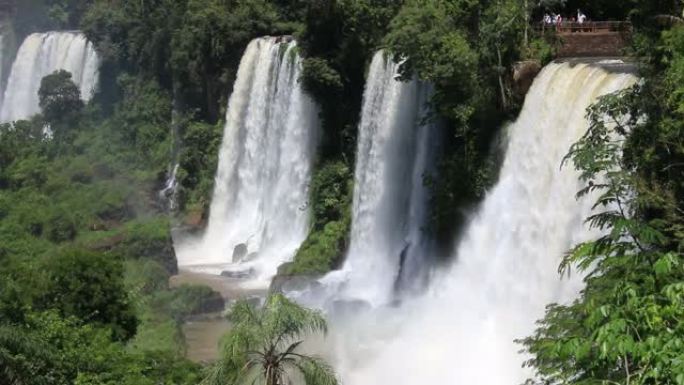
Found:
<box><xmin>513</xmin><ymin>60</ymin><xmax>542</xmax><ymax>97</ymax></box>
<box><xmin>194</xmin><ymin>292</ymin><xmax>225</xmax><ymax>314</ymax></box>
<box><xmin>225</xmin><ymin>295</ymin><xmax>263</xmax><ymax>310</ymax></box>
<box><xmin>220</xmin><ymin>268</ymin><xmax>255</xmax><ymax>279</ymax></box>
<box><xmin>270</xmin><ymin>274</ymin><xmax>321</xmax><ymax>294</ymax></box>
<box><xmin>244</xmin><ymin>252</ymin><xmax>259</xmax><ymax>262</ymax></box>
<box><xmin>232</xmin><ymin>243</ymin><xmax>248</xmax><ymax>262</ymax></box>
<box><xmin>245</xmin><ymin>295</ymin><xmax>263</xmax><ymax>307</ymax></box>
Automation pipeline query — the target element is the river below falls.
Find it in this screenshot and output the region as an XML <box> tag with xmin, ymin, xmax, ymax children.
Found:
<box><xmin>170</xmin><ymin>268</ymin><xmax>267</xmax><ymax>362</ymax></box>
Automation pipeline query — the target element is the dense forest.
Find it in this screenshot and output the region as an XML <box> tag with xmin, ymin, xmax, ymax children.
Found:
<box><xmin>0</xmin><ymin>0</ymin><xmax>683</xmax><ymax>384</ymax></box>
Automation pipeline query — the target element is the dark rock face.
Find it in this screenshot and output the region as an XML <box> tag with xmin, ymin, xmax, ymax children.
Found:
<box><xmin>513</xmin><ymin>60</ymin><xmax>542</xmax><ymax>97</ymax></box>
<box><xmin>189</xmin><ymin>291</ymin><xmax>225</xmax><ymax>315</ymax></box>
<box><xmin>143</xmin><ymin>238</ymin><xmax>179</xmax><ymax>275</ymax></box>
<box><xmin>232</xmin><ymin>243</ymin><xmax>248</xmax><ymax>262</ymax></box>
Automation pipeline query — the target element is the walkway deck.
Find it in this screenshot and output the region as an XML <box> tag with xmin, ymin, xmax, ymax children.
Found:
<box><xmin>538</xmin><ymin>21</ymin><xmax>632</xmax><ymax>58</ymax></box>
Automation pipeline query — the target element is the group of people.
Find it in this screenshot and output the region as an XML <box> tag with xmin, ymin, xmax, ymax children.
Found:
<box><xmin>543</xmin><ymin>9</ymin><xmax>588</xmax><ymax>30</ymax></box>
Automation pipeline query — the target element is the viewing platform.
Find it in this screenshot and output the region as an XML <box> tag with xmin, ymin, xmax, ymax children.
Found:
<box><xmin>538</xmin><ymin>21</ymin><xmax>632</xmax><ymax>57</ymax></box>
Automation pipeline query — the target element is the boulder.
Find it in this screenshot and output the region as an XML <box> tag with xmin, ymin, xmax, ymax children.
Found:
<box><xmin>513</xmin><ymin>60</ymin><xmax>542</xmax><ymax>97</ymax></box>
<box><xmin>220</xmin><ymin>268</ymin><xmax>255</xmax><ymax>279</ymax></box>
<box><xmin>193</xmin><ymin>292</ymin><xmax>225</xmax><ymax>314</ymax></box>
<box><xmin>232</xmin><ymin>243</ymin><xmax>248</xmax><ymax>262</ymax></box>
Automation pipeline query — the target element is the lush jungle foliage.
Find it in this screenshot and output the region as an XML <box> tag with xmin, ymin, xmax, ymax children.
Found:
<box><xmin>2</xmin><ymin>0</ymin><xmax>684</xmax><ymax>383</ymax></box>
<box><xmin>0</xmin><ymin>52</ymin><xmax>216</xmax><ymax>385</ymax></box>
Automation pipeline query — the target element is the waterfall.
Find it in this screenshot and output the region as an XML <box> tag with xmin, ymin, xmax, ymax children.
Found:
<box><xmin>312</xmin><ymin>51</ymin><xmax>439</xmax><ymax>307</ymax></box>
<box><xmin>0</xmin><ymin>33</ymin><xmax>4</xmax><ymax>94</ymax></box>
<box><xmin>325</xmin><ymin>61</ymin><xmax>637</xmax><ymax>384</ymax></box>
<box><xmin>160</xmin><ymin>163</ymin><xmax>179</xmax><ymax>211</ymax></box>
<box><xmin>175</xmin><ymin>37</ymin><xmax>319</xmax><ymax>286</ymax></box>
<box><xmin>159</xmin><ymin>89</ymin><xmax>183</xmax><ymax>212</ymax></box>
<box><xmin>0</xmin><ymin>31</ymin><xmax>99</xmax><ymax>123</ymax></box>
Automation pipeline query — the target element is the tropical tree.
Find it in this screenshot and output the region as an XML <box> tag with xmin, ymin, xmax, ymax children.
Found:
<box><xmin>0</xmin><ymin>323</ymin><xmax>56</xmax><ymax>385</ymax></box>
<box><xmin>38</xmin><ymin>69</ymin><xmax>83</xmax><ymax>132</ymax></box>
<box><xmin>202</xmin><ymin>294</ymin><xmax>337</xmax><ymax>385</ymax></box>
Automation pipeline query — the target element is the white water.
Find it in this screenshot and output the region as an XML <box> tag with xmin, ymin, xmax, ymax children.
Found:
<box><xmin>324</xmin><ymin>61</ymin><xmax>637</xmax><ymax>384</ymax></box>
<box><xmin>0</xmin><ymin>33</ymin><xmax>5</xmax><ymax>98</ymax></box>
<box><xmin>0</xmin><ymin>31</ymin><xmax>99</xmax><ymax>123</ymax></box>
<box><xmin>160</xmin><ymin>163</ymin><xmax>179</xmax><ymax>211</ymax></box>
<box><xmin>316</xmin><ymin>51</ymin><xmax>438</xmax><ymax>307</ymax></box>
<box><xmin>175</xmin><ymin>37</ymin><xmax>319</xmax><ymax>286</ymax></box>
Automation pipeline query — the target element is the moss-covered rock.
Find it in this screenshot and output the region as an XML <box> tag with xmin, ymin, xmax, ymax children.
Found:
<box><xmin>279</xmin><ymin>218</ymin><xmax>349</xmax><ymax>276</ymax></box>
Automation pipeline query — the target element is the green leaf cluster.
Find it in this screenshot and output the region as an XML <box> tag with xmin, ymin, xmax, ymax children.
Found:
<box><xmin>203</xmin><ymin>294</ymin><xmax>337</xmax><ymax>385</ymax></box>
<box><xmin>282</xmin><ymin>161</ymin><xmax>352</xmax><ymax>276</ymax></box>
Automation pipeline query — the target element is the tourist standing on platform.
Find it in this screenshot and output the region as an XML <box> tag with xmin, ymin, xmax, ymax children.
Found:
<box><xmin>578</xmin><ymin>9</ymin><xmax>587</xmax><ymax>24</ymax></box>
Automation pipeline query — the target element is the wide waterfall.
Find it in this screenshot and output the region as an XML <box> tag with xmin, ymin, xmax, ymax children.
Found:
<box><xmin>0</xmin><ymin>31</ymin><xmax>99</xmax><ymax>123</ymax></box>
<box><xmin>319</xmin><ymin>51</ymin><xmax>438</xmax><ymax>307</ymax></box>
<box><xmin>325</xmin><ymin>61</ymin><xmax>637</xmax><ymax>384</ymax></box>
<box><xmin>175</xmin><ymin>37</ymin><xmax>319</xmax><ymax>286</ymax></box>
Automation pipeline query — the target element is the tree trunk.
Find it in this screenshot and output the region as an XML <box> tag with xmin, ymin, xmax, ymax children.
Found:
<box><xmin>266</xmin><ymin>364</ymin><xmax>280</xmax><ymax>385</ymax></box>
<box><xmin>496</xmin><ymin>45</ymin><xmax>508</xmax><ymax>110</ymax></box>
<box><xmin>523</xmin><ymin>0</ymin><xmax>529</xmax><ymax>49</ymax></box>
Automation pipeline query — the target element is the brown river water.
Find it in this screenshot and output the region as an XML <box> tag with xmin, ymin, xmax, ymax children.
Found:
<box><xmin>170</xmin><ymin>269</ymin><xmax>268</xmax><ymax>362</ymax></box>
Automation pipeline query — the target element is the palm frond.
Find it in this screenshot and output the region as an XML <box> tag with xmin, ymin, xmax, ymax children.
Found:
<box><xmin>203</xmin><ymin>294</ymin><xmax>334</xmax><ymax>385</ymax></box>
<box><xmin>293</xmin><ymin>356</ymin><xmax>339</xmax><ymax>385</ymax></box>
<box><xmin>263</xmin><ymin>294</ymin><xmax>328</xmax><ymax>344</ymax></box>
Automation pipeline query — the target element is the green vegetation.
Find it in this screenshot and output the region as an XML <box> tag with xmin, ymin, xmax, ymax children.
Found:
<box><xmin>384</xmin><ymin>0</ymin><xmax>526</xmax><ymax>242</ymax></box>
<box><xmin>39</xmin><ymin>69</ymin><xmax>84</xmax><ymax>132</ymax></box>
<box><xmin>3</xmin><ymin>0</ymin><xmax>684</xmax><ymax>383</ymax></box>
<box><xmin>520</xmin><ymin>2</ymin><xmax>684</xmax><ymax>383</ymax></box>
<box><xmin>284</xmin><ymin>161</ymin><xmax>352</xmax><ymax>275</ymax></box>
<box><xmin>203</xmin><ymin>294</ymin><xmax>337</xmax><ymax>385</ymax></box>
<box><xmin>176</xmin><ymin>121</ymin><xmax>223</xmax><ymax>215</ymax></box>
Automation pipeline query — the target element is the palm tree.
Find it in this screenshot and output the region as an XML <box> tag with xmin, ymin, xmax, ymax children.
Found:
<box><xmin>202</xmin><ymin>294</ymin><xmax>338</xmax><ymax>385</ymax></box>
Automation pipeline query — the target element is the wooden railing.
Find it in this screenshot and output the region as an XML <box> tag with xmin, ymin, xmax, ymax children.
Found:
<box><xmin>536</xmin><ymin>21</ymin><xmax>632</xmax><ymax>34</ymax></box>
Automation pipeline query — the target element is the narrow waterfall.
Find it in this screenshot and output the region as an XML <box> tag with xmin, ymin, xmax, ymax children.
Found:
<box><xmin>328</xmin><ymin>61</ymin><xmax>637</xmax><ymax>385</ymax></box>
<box><xmin>321</xmin><ymin>51</ymin><xmax>438</xmax><ymax>307</ymax></box>
<box><xmin>159</xmin><ymin>89</ymin><xmax>183</xmax><ymax>212</ymax></box>
<box><xmin>0</xmin><ymin>31</ymin><xmax>99</xmax><ymax>123</ymax></box>
<box><xmin>0</xmin><ymin>33</ymin><xmax>5</xmax><ymax>97</ymax></box>
<box><xmin>160</xmin><ymin>163</ymin><xmax>179</xmax><ymax>211</ymax></box>
<box><xmin>175</xmin><ymin>37</ymin><xmax>319</xmax><ymax>286</ymax></box>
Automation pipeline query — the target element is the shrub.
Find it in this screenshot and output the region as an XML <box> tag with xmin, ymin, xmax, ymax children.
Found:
<box><xmin>38</xmin><ymin>248</ymin><xmax>138</xmax><ymax>341</ymax></box>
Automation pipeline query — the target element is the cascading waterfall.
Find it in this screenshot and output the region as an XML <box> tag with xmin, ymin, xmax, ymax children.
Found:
<box><xmin>0</xmin><ymin>31</ymin><xmax>99</xmax><ymax>123</ymax></box>
<box><xmin>0</xmin><ymin>33</ymin><xmax>5</xmax><ymax>97</ymax></box>
<box><xmin>317</xmin><ymin>51</ymin><xmax>439</xmax><ymax>307</ymax></box>
<box><xmin>325</xmin><ymin>61</ymin><xmax>637</xmax><ymax>385</ymax></box>
<box><xmin>175</xmin><ymin>37</ymin><xmax>319</xmax><ymax>286</ymax></box>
